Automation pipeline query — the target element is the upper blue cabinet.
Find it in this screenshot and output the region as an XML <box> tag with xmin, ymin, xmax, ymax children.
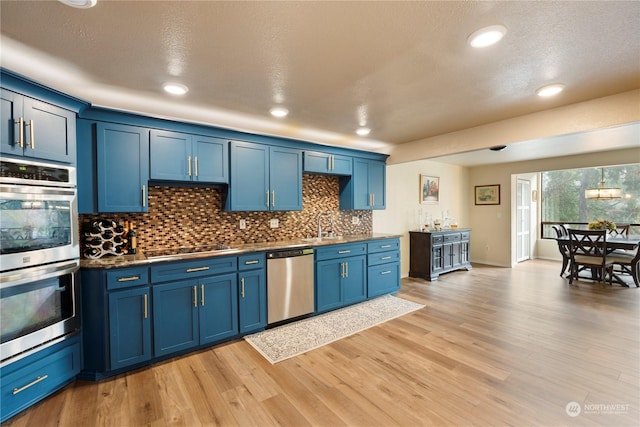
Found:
<box><xmin>226</xmin><ymin>141</ymin><xmax>302</xmax><ymax>211</ymax></box>
<box><xmin>0</xmin><ymin>88</ymin><xmax>76</xmax><ymax>164</ymax></box>
<box><xmin>150</xmin><ymin>130</ymin><xmax>228</xmax><ymax>184</ymax></box>
<box><xmin>339</xmin><ymin>158</ymin><xmax>386</xmax><ymax>210</ymax></box>
<box><xmin>303</xmin><ymin>150</ymin><xmax>352</xmax><ymax>176</ymax></box>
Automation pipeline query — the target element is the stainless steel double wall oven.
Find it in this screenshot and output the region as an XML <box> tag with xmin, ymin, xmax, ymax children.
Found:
<box><xmin>0</xmin><ymin>158</ymin><xmax>80</xmax><ymax>364</ymax></box>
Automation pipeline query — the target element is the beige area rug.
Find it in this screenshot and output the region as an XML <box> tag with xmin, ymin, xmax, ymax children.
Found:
<box><xmin>244</xmin><ymin>295</ymin><xmax>425</xmax><ymax>364</ymax></box>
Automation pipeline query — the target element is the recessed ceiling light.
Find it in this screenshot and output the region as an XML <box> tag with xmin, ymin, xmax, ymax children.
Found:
<box><xmin>163</xmin><ymin>83</ymin><xmax>188</xmax><ymax>95</ymax></box>
<box><xmin>270</xmin><ymin>107</ymin><xmax>289</xmax><ymax>118</ymax></box>
<box><xmin>489</xmin><ymin>145</ymin><xmax>507</xmax><ymax>151</ymax></box>
<box><xmin>58</xmin><ymin>0</ymin><xmax>97</xmax><ymax>8</ymax></box>
<box><xmin>536</xmin><ymin>84</ymin><xmax>565</xmax><ymax>97</ymax></box>
<box><xmin>468</xmin><ymin>25</ymin><xmax>507</xmax><ymax>48</ymax></box>
<box><xmin>356</xmin><ymin>127</ymin><xmax>371</xmax><ymax>136</ymax></box>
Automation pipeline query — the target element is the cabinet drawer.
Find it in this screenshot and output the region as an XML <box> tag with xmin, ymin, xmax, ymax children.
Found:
<box><xmin>1</xmin><ymin>340</ymin><xmax>80</xmax><ymax>422</ymax></box>
<box><xmin>443</xmin><ymin>233</ymin><xmax>461</xmax><ymax>243</ymax></box>
<box><xmin>315</xmin><ymin>243</ymin><xmax>367</xmax><ymax>261</ymax></box>
<box><xmin>368</xmin><ymin>250</ymin><xmax>400</xmax><ymax>266</ymax></box>
<box><xmin>460</xmin><ymin>231</ymin><xmax>470</xmax><ymax>240</ymax></box>
<box><xmin>367</xmin><ymin>239</ymin><xmax>400</xmax><ymax>254</ymax></box>
<box><xmin>368</xmin><ymin>262</ymin><xmax>400</xmax><ymax>298</ymax></box>
<box><xmin>432</xmin><ymin>235</ymin><xmax>444</xmax><ymax>244</ymax></box>
<box><xmin>106</xmin><ymin>267</ymin><xmax>149</xmax><ymax>290</ymax></box>
<box><xmin>238</xmin><ymin>253</ymin><xmax>266</xmax><ymax>271</ymax></box>
<box><xmin>151</xmin><ymin>256</ymin><xmax>237</xmax><ymax>283</ymax></box>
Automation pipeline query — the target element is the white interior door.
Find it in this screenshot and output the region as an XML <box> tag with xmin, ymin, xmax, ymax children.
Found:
<box><xmin>516</xmin><ymin>178</ymin><xmax>531</xmax><ymax>262</ymax></box>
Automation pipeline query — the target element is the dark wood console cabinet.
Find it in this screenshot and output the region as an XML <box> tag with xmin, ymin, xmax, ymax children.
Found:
<box><xmin>409</xmin><ymin>229</ymin><xmax>472</xmax><ymax>280</ymax></box>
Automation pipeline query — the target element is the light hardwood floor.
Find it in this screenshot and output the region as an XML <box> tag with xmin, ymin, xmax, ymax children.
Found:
<box><xmin>4</xmin><ymin>260</ymin><xmax>639</xmax><ymax>426</ymax></box>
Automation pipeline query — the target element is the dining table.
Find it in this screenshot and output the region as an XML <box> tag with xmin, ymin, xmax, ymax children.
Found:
<box><xmin>555</xmin><ymin>234</ymin><xmax>640</xmax><ymax>287</ymax></box>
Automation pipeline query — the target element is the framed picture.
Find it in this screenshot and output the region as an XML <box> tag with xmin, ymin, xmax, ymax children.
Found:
<box><xmin>420</xmin><ymin>175</ymin><xmax>439</xmax><ymax>204</ymax></box>
<box><xmin>475</xmin><ymin>184</ymin><xmax>500</xmax><ymax>205</ymax></box>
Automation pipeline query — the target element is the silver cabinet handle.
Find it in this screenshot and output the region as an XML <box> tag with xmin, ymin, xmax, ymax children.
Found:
<box><xmin>244</xmin><ymin>260</ymin><xmax>259</xmax><ymax>265</ymax></box>
<box><xmin>15</xmin><ymin>117</ymin><xmax>24</xmax><ymax>147</ymax></box>
<box><xmin>27</xmin><ymin>119</ymin><xmax>35</xmax><ymax>149</ymax></box>
<box><xmin>201</xmin><ymin>284</ymin><xmax>205</xmax><ymax>306</ymax></box>
<box><xmin>266</xmin><ymin>190</ymin><xmax>270</xmax><ymax>207</ymax></box>
<box><xmin>345</xmin><ymin>261</ymin><xmax>349</xmax><ymax>278</ymax></box>
<box><xmin>380</xmin><ymin>270</ymin><xmax>392</xmax><ymax>275</ymax></box>
<box><xmin>142</xmin><ymin>185</ymin><xmax>146</xmax><ymax>207</ymax></box>
<box><xmin>327</xmin><ymin>156</ymin><xmax>331</xmax><ymax>171</ymax></box>
<box><xmin>241</xmin><ymin>277</ymin><xmax>245</xmax><ymax>298</ymax></box>
<box><xmin>13</xmin><ymin>375</ymin><xmax>48</xmax><ymax>395</ymax></box>
<box><xmin>195</xmin><ymin>156</ymin><xmax>199</xmax><ymax>177</ymax></box>
<box><xmin>117</xmin><ymin>275</ymin><xmax>140</xmax><ymax>282</ymax></box>
<box><xmin>372</xmin><ymin>193</ymin><xmax>375</xmax><ymax>206</ymax></box>
<box><xmin>341</xmin><ymin>262</ymin><xmax>345</xmax><ymax>278</ymax></box>
<box><xmin>380</xmin><ymin>244</ymin><xmax>391</xmax><ymax>248</ymax></box>
<box><xmin>193</xmin><ymin>286</ymin><xmax>197</xmax><ymax>307</ymax></box>
<box><xmin>271</xmin><ymin>190</ymin><xmax>275</xmax><ymax>207</ymax></box>
<box><xmin>338</xmin><ymin>250</ymin><xmax>351</xmax><ymax>254</ymax></box>
<box><xmin>186</xmin><ymin>266</ymin><xmax>210</xmax><ymax>273</ymax></box>
<box><xmin>381</xmin><ymin>256</ymin><xmax>392</xmax><ymax>260</ymax></box>
<box><xmin>187</xmin><ymin>156</ymin><xmax>192</xmax><ymax>177</ymax></box>
<box><xmin>143</xmin><ymin>294</ymin><xmax>148</xmax><ymax>318</ymax></box>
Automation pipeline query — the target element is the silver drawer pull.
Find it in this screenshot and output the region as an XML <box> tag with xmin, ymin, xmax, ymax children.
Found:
<box><xmin>117</xmin><ymin>275</ymin><xmax>140</xmax><ymax>282</ymax></box>
<box><xmin>380</xmin><ymin>244</ymin><xmax>392</xmax><ymax>248</ymax></box>
<box><xmin>244</xmin><ymin>260</ymin><xmax>260</xmax><ymax>265</ymax></box>
<box><xmin>13</xmin><ymin>375</ymin><xmax>48</xmax><ymax>395</ymax></box>
<box><xmin>338</xmin><ymin>250</ymin><xmax>351</xmax><ymax>254</ymax></box>
<box><xmin>186</xmin><ymin>266</ymin><xmax>210</xmax><ymax>273</ymax></box>
<box><xmin>381</xmin><ymin>256</ymin><xmax>392</xmax><ymax>260</ymax></box>
<box><xmin>380</xmin><ymin>270</ymin><xmax>392</xmax><ymax>275</ymax></box>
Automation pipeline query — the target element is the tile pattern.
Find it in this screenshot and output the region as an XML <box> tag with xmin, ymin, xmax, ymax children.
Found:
<box><xmin>80</xmin><ymin>174</ymin><xmax>372</xmax><ymax>251</ymax></box>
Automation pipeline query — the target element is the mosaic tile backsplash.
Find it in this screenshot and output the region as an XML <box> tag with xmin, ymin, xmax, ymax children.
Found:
<box><xmin>80</xmin><ymin>174</ymin><xmax>372</xmax><ymax>251</ymax></box>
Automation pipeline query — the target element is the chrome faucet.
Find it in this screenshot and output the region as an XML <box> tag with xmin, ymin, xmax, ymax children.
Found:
<box><xmin>317</xmin><ymin>212</ymin><xmax>334</xmax><ymax>239</ymax></box>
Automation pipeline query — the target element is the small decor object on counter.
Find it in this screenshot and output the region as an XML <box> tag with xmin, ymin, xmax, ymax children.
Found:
<box><xmin>587</xmin><ymin>219</ymin><xmax>616</xmax><ymax>231</ymax></box>
<box><xmin>82</xmin><ymin>219</ymin><xmax>127</xmax><ymax>259</ymax></box>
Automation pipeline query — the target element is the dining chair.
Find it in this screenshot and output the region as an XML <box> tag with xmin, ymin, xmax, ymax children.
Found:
<box><xmin>552</xmin><ymin>225</ymin><xmax>570</xmax><ymax>276</ymax></box>
<box><xmin>567</xmin><ymin>229</ymin><xmax>614</xmax><ymax>285</ymax></box>
<box><xmin>607</xmin><ymin>245</ymin><xmax>640</xmax><ymax>287</ymax></box>
<box><xmin>609</xmin><ymin>224</ymin><xmax>630</xmax><ymax>237</ymax></box>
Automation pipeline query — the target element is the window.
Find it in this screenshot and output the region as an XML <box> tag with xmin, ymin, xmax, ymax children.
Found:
<box><xmin>541</xmin><ymin>164</ymin><xmax>640</xmax><ymax>238</ymax></box>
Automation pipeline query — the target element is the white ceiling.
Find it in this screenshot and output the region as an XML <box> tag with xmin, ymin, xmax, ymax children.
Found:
<box><xmin>1</xmin><ymin>1</ymin><xmax>639</xmax><ymax>161</ymax></box>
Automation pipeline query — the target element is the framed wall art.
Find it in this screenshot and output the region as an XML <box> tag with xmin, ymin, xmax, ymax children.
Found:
<box><xmin>420</xmin><ymin>175</ymin><xmax>439</xmax><ymax>204</ymax></box>
<box><xmin>475</xmin><ymin>184</ymin><xmax>500</xmax><ymax>205</ymax></box>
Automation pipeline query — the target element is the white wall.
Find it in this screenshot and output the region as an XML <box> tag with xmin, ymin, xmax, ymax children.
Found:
<box><xmin>373</xmin><ymin>159</ymin><xmax>468</xmax><ymax>277</ymax></box>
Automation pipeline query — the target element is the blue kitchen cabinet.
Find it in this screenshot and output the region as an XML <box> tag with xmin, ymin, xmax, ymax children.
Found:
<box><xmin>238</xmin><ymin>253</ymin><xmax>267</xmax><ymax>334</ymax></box>
<box><xmin>227</xmin><ymin>141</ymin><xmax>302</xmax><ymax>211</ymax></box>
<box><xmin>303</xmin><ymin>150</ymin><xmax>352</xmax><ymax>175</ymax></box>
<box><xmin>150</xmin><ymin>129</ymin><xmax>228</xmax><ymax>183</ymax></box>
<box><xmin>199</xmin><ymin>273</ymin><xmax>239</xmax><ymax>344</ymax></box>
<box><xmin>339</xmin><ymin>158</ymin><xmax>386</xmax><ymax>210</ymax></box>
<box><xmin>96</xmin><ymin>122</ymin><xmax>149</xmax><ymax>212</ymax></box>
<box><xmin>315</xmin><ymin>243</ymin><xmax>367</xmax><ymax>313</ymax></box>
<box><xmin>367</xmin><ymin>238</ymin><xmax>400</xmax><ymax>297</ymax></box>
<box><xmin>152</xmin><ymin>280</ymin><xmax>200</xmax><ymax>357</ymax></box>
<box><xmin>108</xmin><ymin>286</ymin><xmax>151</xmax><ymax>371</ymax></box>
<box><xmin>0</xmin><ymin>88</ymin><xmax>76</xmax><ymax>164</ymax></box>
<box><xmin>1</xmin><ymin>335</ymin><xmax>81</xmax><ymax>423</ymax></box>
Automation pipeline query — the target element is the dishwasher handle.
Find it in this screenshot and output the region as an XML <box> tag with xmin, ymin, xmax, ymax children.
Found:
<box><xmin>266</xmin><ymin>248</ymin><xmax>314</xmax><ymax>259</ymax></box>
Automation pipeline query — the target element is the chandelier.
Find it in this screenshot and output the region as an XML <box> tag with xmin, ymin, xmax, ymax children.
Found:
<box><xmin>585</xmin><ymin>168</ymin><xmax>622</xmax><ymax>200</ymax></box>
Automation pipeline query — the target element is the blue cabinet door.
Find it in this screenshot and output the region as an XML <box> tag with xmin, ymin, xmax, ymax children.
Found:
<box><xmin>316</xmin><ymin>259</ymin><xmax>343</xmax><ymax>313</ymax></box>
<box><xmin>239</xmin><ymin>268</ymin><xmax>267</xmax><ymax>334</ymax></box>
<box><xmin>228</xmin><ymin>141</ymin><xmax>269</xmax><ymax>211</ymax></box>
<box><xmin>269</xmin><ymin>146</ymin><xmax>302</xmax><ymax>211</ymax></box>
<box><xmin>339</xmin><ymin>158</ymin><xmax>386</xmax><ymax>210</ymax></box>
<box><xmin>0</xmin><ymin>89</ymin><xmax>75</xmax><ymax>164</ymax></box>
<box><xmin>368</xmin><ymin>160</ymin><xmax>386</xmax><ymax>209</ymax></box>
<box><xmin>199</xmin><ymin>273</ymin><xmax>239</xmax><ymax>344</ymax></box>
<box><xmin>150</xmin><ymin>129</ymin><xmax>192</xmax><ymax>181</ymax></box>
<box><xmin>152</xmin><ymin>280</ymin><xmax>199</xmax><ymax>357</ymax></box>
<box><xmin>304</xmin><ymin>151</ymin><xmax>352</xmax><ymax>176</ymax></box>
<box><xmin>342</xmin><ymin>255</ymin><xmax>367</xmax><ymax>305</ymax></box>
<box><xmin>193</xmin><ymin>135</ymin><xmax>228</xmax><ymax>183</ymax></box>
<box><xmin>96</xmin><ymin>122</ymin><xmax>149</xmax><ymax>212</ymax></box>
<box><xmin>367</xmin><ymin>262</ymin><xmax>400</xmax><ymax>298</ymax></box>
<box><xmin>108</xmin><ymin>287</ymin><xmax>151</xmax><ymax>370</ymax></box>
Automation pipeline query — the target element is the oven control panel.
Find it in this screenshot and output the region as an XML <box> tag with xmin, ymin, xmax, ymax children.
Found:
<box><xmin>0</xmin><ymin>158</ymin><xmax>75</xmax><ymax>187</ymax></box>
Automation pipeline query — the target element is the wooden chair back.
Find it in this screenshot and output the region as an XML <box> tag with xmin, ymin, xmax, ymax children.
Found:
<box><xmin>609</xmin><ymin>224</ymin><xmax>630</xmax><ymax>237</ymax></box>
<box><xmin>568</xmin><ymin>229</ymin><xmax>613</xmax><ymax>284</ymax></box>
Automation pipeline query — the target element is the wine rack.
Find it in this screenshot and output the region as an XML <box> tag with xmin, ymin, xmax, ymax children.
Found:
<box><xmin>83</xmin><ymin>220</ymin><xmax>126</xmax><ymax>259</ymax></box>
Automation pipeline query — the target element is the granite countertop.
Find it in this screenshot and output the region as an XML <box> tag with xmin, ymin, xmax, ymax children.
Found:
<box><xmin>80</xmin><ymin>233</ymin><xmax>402</xmax><ymax>269</ymax></box>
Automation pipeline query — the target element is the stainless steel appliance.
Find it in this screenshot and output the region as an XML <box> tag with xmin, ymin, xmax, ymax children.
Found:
<box><xmin>0</xmin><ymin>157</ymin><xmax>80</xmax><ymax>363</ymax></box>
<box><xmin>266</xmin><ymin>248</ymin><xmax>314</xmax><ymax>324</ymax></box>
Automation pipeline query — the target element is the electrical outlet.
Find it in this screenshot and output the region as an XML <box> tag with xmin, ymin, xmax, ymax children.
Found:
<box><xmin>239</xmin><ymin>219</ymin><xmax>246</xmax><ymax>229</ymax></box>
<box><xmin>352</xmin><ymin>216</ymin><xmax>360</xmax><ymax>225</ymax></box>
<box><xmin>270</xmin><ymin>218</ymin><xmax>279</xmax><ymax>228</ymax></box>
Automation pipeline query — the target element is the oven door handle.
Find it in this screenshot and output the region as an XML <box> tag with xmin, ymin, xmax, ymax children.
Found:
<box><xmin>0</xmin><ymin>260</ymin><xmax>80</xmax><ymax>288</ymax></box>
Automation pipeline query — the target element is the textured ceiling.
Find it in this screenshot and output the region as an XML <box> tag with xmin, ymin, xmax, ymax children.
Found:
<box><xmin>1</xmin><ymin>1</ymin><xmax>639</xmax><ymax>155</ymax></box>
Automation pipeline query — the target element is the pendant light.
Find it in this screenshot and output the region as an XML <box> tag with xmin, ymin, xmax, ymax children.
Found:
<box><xmin>585</xmin><ymin>168</ymin><xmax>622</xmax><ymax>200</ymax></box>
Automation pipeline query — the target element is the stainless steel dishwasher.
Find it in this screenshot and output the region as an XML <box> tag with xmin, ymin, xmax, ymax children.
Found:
<box><xmin>266</xmin><ymin>247</ymin><xmax>315</xmax><ymax>324</ymax></box>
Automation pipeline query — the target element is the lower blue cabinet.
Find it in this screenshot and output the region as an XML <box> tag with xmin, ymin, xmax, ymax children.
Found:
<box><xmin>1</xmin><ymin>335</ymin><xmax>80</xmax><ymax>423</ymax></box>
<box><xmin>238</xmin><ymin>268</ymin><xmax>267</xmax><ymax>334</ymax></box>
<box><xmin>108</xmin><ymin>287</ymin><xmax>151</xmax><ymax>370</ymax></box>
<box><xmin>367</xmin><ymin>262</ymin><xmax>400</xmax><ymax>298</ymax></box>
<box><xmin>153</xmin><ymin>273</ymin><xmax>238</xmax><ymax>357</ymax></box>
<box><xmin>316</xmin><ymin>255</ymin><xmax>366</xmax><ymax>313</ymax></box>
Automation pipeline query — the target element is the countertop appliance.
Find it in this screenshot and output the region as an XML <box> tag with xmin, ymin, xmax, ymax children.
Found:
<box><xmin>266</xmin><ymin>247</ymin><xmax>314</xmax><ymax>324</ymax></box>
